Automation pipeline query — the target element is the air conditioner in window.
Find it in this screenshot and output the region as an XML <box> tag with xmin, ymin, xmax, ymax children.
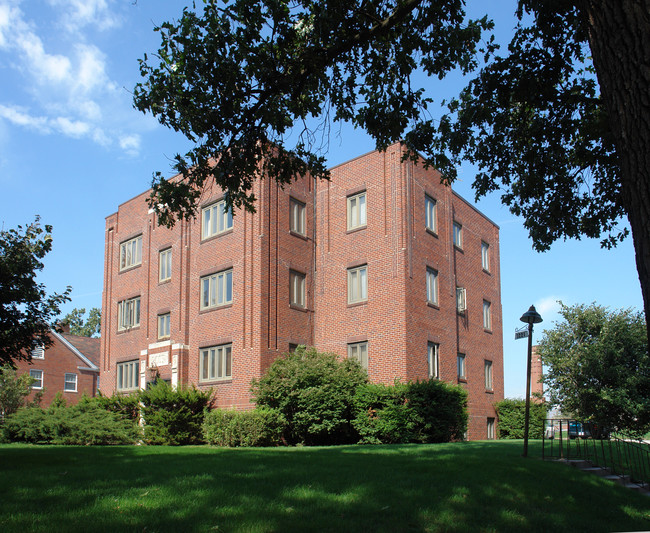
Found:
<box><xmin>456</xmin><ymin>287</ymin><xmax>467</xmax><ymax>313</ymax></box>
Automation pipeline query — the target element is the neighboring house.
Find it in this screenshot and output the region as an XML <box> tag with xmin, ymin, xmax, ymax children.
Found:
<box><xmin>101</xmin><ymin>143</ymin><xmax>504</xmax><ymax>440</ymax></box>
<box><xmin>19</xmin><ymin>325</ymin><xmax>100</xmax><ymax>407</ymax></box>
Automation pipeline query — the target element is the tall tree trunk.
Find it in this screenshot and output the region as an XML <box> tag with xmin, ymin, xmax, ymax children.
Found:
<box><xmin>582</xmin><ymin>0</ymin><xmax>650</xmax><ymax>346</ymax></box>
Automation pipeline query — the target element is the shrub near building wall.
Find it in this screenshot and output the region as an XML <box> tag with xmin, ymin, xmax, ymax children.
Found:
<box><xmin>203</xmin><ymin>408</ymin><xmax>287</xmax><ymax>447</ymax></box>
<box><xmin>494</xmin><ymin>398</ymin><xmax>547</xmax><ymax>439</ymax></box>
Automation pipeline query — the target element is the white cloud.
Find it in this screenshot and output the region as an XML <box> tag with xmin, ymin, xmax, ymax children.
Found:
<box><xmin>46</xmin><ymin>0</ymin><xmax>120</xmax><ymax>33</ymax></box>
<box><xmin>54</xmin><ymin>116</ymin><xmax>90</xmax><ymax>137</ymax></box>
<box><xmin>534</xmin><ymin>296</ymin><xmax>562</xmax><ymax>318</ymax></box>
<box><xmin>0</xmin><ymin>104</ymin><xmax>50</xmax><ymax>132</ymax></box>
<box><xmin>119</xmin><ymin>134</ymin><xmax>141</xmax><ymax>155</ymax></box>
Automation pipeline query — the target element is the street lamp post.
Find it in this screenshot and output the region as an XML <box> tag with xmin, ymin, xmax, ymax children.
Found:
<box><xmin>520</xmin><ymin>305</ymin><xmax>542</xmax><ymax>458</ymax></box>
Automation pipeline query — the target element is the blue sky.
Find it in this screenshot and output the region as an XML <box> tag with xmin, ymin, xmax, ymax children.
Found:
<box><xmin>0</xmin><ymin>0</ymin><xmax>643</xmax><ymax>398</ymax></box>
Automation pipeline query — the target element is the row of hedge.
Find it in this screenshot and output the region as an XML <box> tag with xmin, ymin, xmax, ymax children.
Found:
<box><xmin>2</xmin><ymin>347</ymin><xmax>469</xmax><ymax>446</ymax></box>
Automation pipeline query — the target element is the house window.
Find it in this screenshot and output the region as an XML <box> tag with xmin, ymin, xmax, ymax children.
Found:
<box><xmin>427</xmin><ymin>342</ymin><xmax>439</xmax><ymax>379</ymax></box>
<box><xmin>119</xmin><ymin>235</ymin><xmax>142</xmax><ymax>271</ymax></box>
<box><xmin>347</xmin><ymin>191</ymin><xmax>367</xmax><ymax>230</ymax></box>
<box><xmin>425</xmin><ymin>195</ymin><xmax>437</xmax><ymax>233</ymax></box>
<box><xmin>485</xmin><ymin>360</ymin><xmax>493</xmax><ymax>390</ymax></box>
<box><xmin>202</xmin><ymin>199</ymin><xmax>233</xmax><ymax>239</ymax></box>
<box><xmin>456</xmin><ymin>287</ymin><xmax>466</xmax><ymax>313</ymax></box>
<box><xmin>347</xmin><ymin>265</ymin><xmax>368</xmax><ymax>304</ymax></box>
<box><xmin>31</xmin><ymin>345</ymin><xmax>44</xmax><ymax>359</ymax></box>
<box><xmin>290</xmin><ymin>198</ymin><xmax>306</xmax><ymax>236</ymax></box>
<box><xmin>201</xmin><ymin>269</ymin><xmax>233</xmax><ymax>309</ymax></box>
<box><xmin>116</xmin><ymin>360</ymin><xmax>139</xmax><ymax>391</ymax></box>
<box><xmin>426</xmin><ymin>267</ymin><xmax>438</xmax><ymax>306</ymax></box>
<box><xmin>483</xmin><ymin>300</ymin><xmax>492</xmax><ymax>330</ymax></box>
<box><xmin>159</xmin><ymin>248</ymin><xmax>172</xmax><ymax>282</ymax></box>
<box><xmin>200</xmin><ymin>344</ymin><xmax>232</xmax><ymax>381</ymax></box>
<box><xmin>348</xmin><ymin>341</ymin><xmax>368</xmax><ymax>370</ymax></box>
<box><xmin>290</xmin><ymin>270</ymin><xmax>306</xmax><ymax>308</ymax></box>
<box><xmin>158</xmin><ymin>313</ymin><xmax>171</xmax><ymax>339</ymax></box>
<box><xmin>288</xmin><ymin>343</ymin><xmax>299</xmax><ymax>353</ymax></box>
<box><xmin>453</xmin><ymin>222</ymin><xmax>462</xmax><ymax>248</ymax></box>
<box><xmin>29</xmin><ymin>369</ymin><xmax>43</xmax><ymax>389</ymax></box>
<box><xmin>118</xmin><ymin>296</ymin><xmax>141</xmax><ymax>331</ymax></box>
<box><xmin>64</xmin><ymin>373</ymin><xmax>77</xmax><ymax>392</ymax></box>
<box><xmin>457</xmin><ymin>353</ymin><xmax>466</xmax><ymax>380</ymax></box>
<box><xmin>487</xmin><ymin>417</ymin><xmax>495</xmax><ymax>440</ymax></box>
<box><xmin>481</xmin><ymin>241</ymin><xmax>490</xmax><ymax>271</ymax></box>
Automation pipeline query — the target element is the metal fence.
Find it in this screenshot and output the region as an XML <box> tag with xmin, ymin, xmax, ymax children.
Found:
<box><xmin>542</xmin><ymin>418</ymin><xmax>650</xmax><ymax>489</ymax></box>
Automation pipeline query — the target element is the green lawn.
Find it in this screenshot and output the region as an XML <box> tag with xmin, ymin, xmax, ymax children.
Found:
<box><xmin>1</xmin><ymin>440</ymin><xmax>648</xmax><ymax>532</ymax></box>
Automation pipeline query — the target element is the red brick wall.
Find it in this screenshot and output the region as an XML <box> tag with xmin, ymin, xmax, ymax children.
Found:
<box><xmin>101</xmin><ymin>144</ymin><xmax>504</xmax><ymax>439</ymax></box>
<box><xmin>16</xmin><ymin>335</ymin><xmax>98</xmax><ymax>407</ymax></box>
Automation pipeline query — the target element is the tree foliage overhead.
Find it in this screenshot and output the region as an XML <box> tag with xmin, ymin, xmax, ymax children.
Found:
<box><xmin>62</xmin><ymin>307</ymin><xmax>101</xmax><ymax>337</ymax></box>
<box><xmin>0</xmin><ymin>217</ymin><xmax>71</xmax><ymax>367</ymax></box>
<box><xmin>134</xmin><ymin>0</ymin><xmax>493</xmax><ymax>224</ymax></box>
<box><xmin>538</xmin><ymin>302</ymin><xmax>650</xmax><ymax>437</ymax></box>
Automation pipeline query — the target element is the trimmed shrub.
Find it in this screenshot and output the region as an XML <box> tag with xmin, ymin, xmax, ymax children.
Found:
<box><xmin>95</xmin><ymin>391</ymin><xmax>140</xmax><ymax>421</ymax></box>
<box><xmin>252</xmin><ymin>346</ymin><xmax>368</xmax><ymax>445</ymax></box>
<box><xmin>3</xmin><ymin>397</ymin><xmax>140</xmax><ymax>445</ymax></box>
<box><xmin>353</xmin><ymin>379</ymin><xmax>468</xmax><ymax>444</ymax></box>
<box><xmin>495</xmin><ymin>398</ymin><xmax>548</xmax><ymax>439</ymax></box>
<box><xmin>139</xmin><ymin>380</ymin><xmax>214</xmax><ymax>445</ymax></box>
<box><xmin>203</xmin><ymin>408</ymin><xmax>287</xmax><ymax>447</ymax></box>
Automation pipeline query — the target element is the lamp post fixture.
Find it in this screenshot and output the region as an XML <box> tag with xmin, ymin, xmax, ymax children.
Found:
<box><xmin>520</xmin><ymin>305</ymin><xmax>542</xmax><ymax>457</ymax></box>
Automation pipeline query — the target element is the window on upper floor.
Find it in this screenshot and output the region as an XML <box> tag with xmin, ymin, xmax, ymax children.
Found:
<box><xmin>159</xmin><ymin>248</ymin><xmax>172</xmax><ymax>282</ymax></box>
<box><xmin>426</xmin><ymin>267</ymin><xmax>439</xmax><ymax>306</ymax></box>
<box><xmin>290</xmin><ymin>270</ymin><xmax>306</xmax><ymax>308</ymax></box>
<box><xmin>118</xmin><ymin>296</ymin><xmax>141</xmax><ymax>331</ymax></box>
<box><xmin>200</xmin><ymin>344</ymin><xmax>232</xmax><ymax>381</ymax></box>
<box><xmin>201</xmin><ymin>269</ymin><xmax>233</xmax><ymax>310</ymax></box>
<box><xmin>428</xmin><ymin>342</ymin><xmax>439</xmax><ymax>379</ymax></box>
<box><xmin>158</xmin><ymin>313</ymin><xmax>171</xmax><ymax>339</ymax></box>
<box><xmin>347</xmin><ymin>265</ymin><xmax>368</xmax><ymax>304</ymax></box>
<box><xmin>347</xmin><ymin>191</ymin><xmax>367</xmax><ymax>230</ymax></box>
<box><xmin>348</xmin><ymin>341</ymin><xmax>368</xmax><ymax>370</ymax></box>
<box><xmin>485</xmin><ymin>360</ymin><xmax>493</xmax><ymax>390</ymax></box>
<box><xmin>425</xmin><ymin>195</ymin><xmax>437</xmax><ymax>234</ymax></box>
<box><xmin>453</xmin><ymin>222</ymin><xmax>463</xmax><ymax>248</ymax></box>
<box><xmin>457</xmin><ymin>353</ymin><xmax>466</xmax><ymax>380</ymax></box>
<box><xmin>117</xmin><ymin>360</ymin><xmax>139</xmax><ymax>391</ymax></box>
<box><xmin>481</xmin><ymin>241</ymin><xmax>490</xmax><ymax>272</ymax></box>
<box><xmin>456</xmin><ymin>287</ymin><xmax>466</xmax><ymax>313</ymax></box>
<box><xmin>483</xmin><ymin>300</ymin><xmax>492</xmax><ymax>330</ymax></box>
<box><xmin>30</xmin><ymin>369</ymin><xmax>43</xmax><ymax>389</ymax></box>
<box><xmin>31</xmin><ymin>345</ymin><xmax>44</xmax><ymax>359</ymax></box>
<box><xmin>202</xmin><ymin>199</ymin><xmax>233</xmax><ymax>239</ymax></box>
<box><xmin>120</xmin><ymin>235</ymin><xmax>142</xmax><ymax>271</ymax></box>
<box><xmin>290</xmin><ymin>198</ymin><xmax>306</xmax><ymax>236</ymax></box>
<box><xmin>64</xmin><ymin>373</ymin><xmax>77</xmax><ymax>392</ymax></box>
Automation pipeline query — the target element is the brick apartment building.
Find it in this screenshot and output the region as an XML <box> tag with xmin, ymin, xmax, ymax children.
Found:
<box><xmin>100</xmin><ymin>144</ymin><xmax>504</xmax><ymax>439</ymax></box>
<box><xmin>16</xmin><ymin>326</ymin><xmax>100</xmax><ymax>407</ymax></box>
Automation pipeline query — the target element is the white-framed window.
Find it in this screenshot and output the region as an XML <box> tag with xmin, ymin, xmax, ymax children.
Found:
<box><xmin>201</xmin><ymin>269</ymin><xmax>233</xmax><ymax>309</ymax></box>
<box><xmin>487</xmin><ymin>417</ymin><xmax>495</xmax><ymax>440</ymax></box>
<box><xmin>425</xmin><ymin>195</ymin><xmax>437</xmax><ymax>233</ymax></box>
<box><xmin>348</xmin><ymin>341</ymin><xmax>368</xmax><ymax>370</ymax></box>
<box><xmin>29</xmin><ymin>369</ymin><xmax>43</xmax><ymax>389</ymax></box>
<box><xmin>347</xmin><ymin>265</ymin><xmax>368</xmax><ymax>304</ymax></box>
<box><xmin>290</xmin><ymin>198</ymin><xmax>306</xmax><ymax>236</ymax></box>
<box><xmin>483</xmin><ymin>300</ymin><xmax>492</xmax><ymax>330</ymax></box>
<box><xmin>481</xmin><ymin>241</ymin><xmax>490</xmax><ymax>271</ymax></box>
<box><xmin>116</xmin><ymin>360</ymin><xmax>139</xmax><ymax>391</ymax></box>
<box><xmin>428</xmin><ymin>342</ymin><xmax>439</xmax><ymax>379</ymax></box>
<box><xmin>31</xmin><ymin>345</ymin><xmax>44</xmax><ymax>359</ymax></box>
<box><xmin>159</xmin><ymin>248</ymin><xmax>172</xmax><ymax>282</ymax></box>
<box><xmin>64</xmin><ymin>373</ymin><xmax>77</xmax><ymax>392</ymax></box>
<box><xmin>347</xmin><ymin>191</ymin><xmax>367</xmax><ymax>230</ymax></box>
<box><xmin>457</xmin><ymin>353</ymin><xmax>466</xmax><ymax>380</ymax></box>
<box><xmin>202</xmin><ymin>199</ymin><xmax>233</xmax><ymax>239</ymax></box>
<box><xmin>200</xmin><ymin>344</ymin><xmax>232</xmax><ymax>381</ymax></box>
<box><xmin>118</xmin><ymin>296</ymin><xmax>141</xmax><ymax>331</ymax></box>
<box><xmin>456</xmin><ymin>287</ymin><xmax>466</xmax><ymax>313</ymax></box>
<box><xmin>120</xmin><ymin>235</ymin><xmax>142</xmax><ymax>271</ymax></box>
<box><xmin>485</xmin><ymin>360</ymin><xmax>493</xmax><ymax>390</ymax></box>
<box><xmin>426</xmin><ymin>267</ymin><xmax>438</xmax><ymax>306</ymax></box>
<box><xmin>453</xmin><ymin>222</ymin><xmax>462</xmax><ymax>248</ymax></box>
<box><xmin>158</xmin><ymin>313</ymin><xmax>171</xmax><ymax>339</ymax></box>
<box><xmin>290</xmin><ymin>270</ymin><xmax>306</xmax><ymax>308</ymax></box>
